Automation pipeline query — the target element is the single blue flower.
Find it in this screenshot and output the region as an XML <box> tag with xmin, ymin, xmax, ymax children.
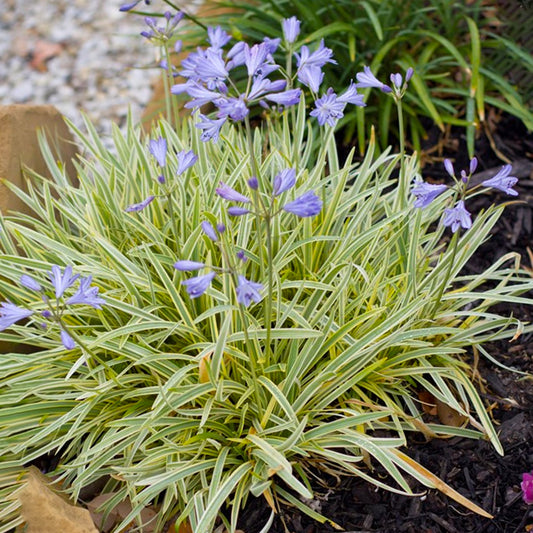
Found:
<box><xmin>149</xmin><ymin>137</ymin><xmax>167</xmax><ymax>168</ymax></box>
<box><xmin>174</xmin><ymin>260</ymin><xmax>206</xmax><ymax>271</ymax></box>
<box><xmin>390</xmin><ymin>73</ymin><xmax>402</xmax><ymax>88</ymax></box>
<box><xmin>282</xmin><ymin>16</ymin><xmax>301</xmax><ymax>44</ymax></box>
<box><xmin>443</xmin><ymin>200</ymin><xmax>472</xmax><ymax>232</ymax></box>
<box><xmin>296</xmin><ymin>39</ymin><xmax>336</xmax><ymax>70</ymax></box>
<box><xmin>444</xmin><ymin>158</ymin><xmax>455</xmax><ymax>177</ymax></box>
<box><xmin>263</xmin><ymin>37</ymin><xmax>281</xmax><ymax>56</ymax></box>
<box><xmin>470</xmin><ymin>157</ymin><xmax>478</xmax><ymax>174</ymax></box>
<box><xmin>20</xmin><ymin>274</ymin><xmax>42</xmax><ymax>292</ymax></box>
<box><xmin>482</xmin><ymin>165</ymin><xmax>518</xmax><ymax>196</ymax></box>
<box><xmin>248</xmin><ymin>176</ymin><xmax>259</xmax><ymax>190</ymax></box>
<box><xmin>201</xmin><ymin>221</ymin><xmax>219</xmax><ymax>242</ymax></box>
<box><xmin>355</xmin><ymin>66</ymin><xmax>392</xmax><ymax>93</ymax></box>
<box><xmin>283</xmin><ymin>191</ymin><xmax>322</xmax><ymax>217</ymax></box>
<box><xmin>310</xmin><ymin>88</ymin><xmax>345</xmax><ymax>127</ymax></box>
<box><xmin>265</xmin><ymin>88</ymin><xmax>302</xmax><ymax>107</ymax></box>
<box><xmin>411</xmin><ymin>181</ymin><xmax>448</xmax><ymax>208</ymax></box>
<box><xmin>195</xmin><ymin>114</ymin><xmax>226</xmax><ymax>143</ymax></box>
<box><xmin>50</xmin><ymin>265</ymin><xmax>80</xmax><ymax>299</ymax></box>
<box><xmin>177</xmin><ymin>150</ymin><xmax>198</xmax><ymax>176</ymax></box>
<box><xmin>194</xmin><ymin>48</ymin><xmax>229</xmax><ymax>90</ymax></box>
<box><xmin>119</xmin><ymin>0</ymin><xmax>150</xmax><ymax>12</ymax></box>
<box><xmin>217</xmin><ymin>97</ymin><xmax>249</xmax><ymax>122</ymax></box>
<box><xmin>216</xmin><ymin>182</ymin><xmax>251</xmax><ymax>203</ymax></box>
<box><xmin>207</xmin><ymin>26</ymin><xmax>231</xmax><ymax>50</ymax></box>
<box><xmin>244</xmin><ymin>42</ymin><xmax>274</xmax><ymax>77</ymax></box>
<box><xmin>0</xmin><ymin>301</ymin><xmax>33</xmax><ymax>331</ymax></box>
<box><xmin>337</xmin><ymin>82</ymin><xmax>365</xmax><ymax>106</ymax></box>
<box><xmin>273</xmin><ymin>168</ymin><xmax>296</xmax><ymax>196</ymax></box>
<box><xmin>226</xmin><ymin>41</ymin><xmax>247</xmax><ymax>69</ymax></box>
<box><xmin>297</xmin><ymin>65</ymin><xmax>324</xmax><ymax>92</ymax></box>
<box><xmin>60</xmin><ymin>329</ymin><xmax>76</xmax><ymax>350</ymax></box>
<box><xmin>125</xmin><ymin>195</ymin><xmax>155</xmax><ymax>212</ymax></box>
<box><xmin>228</xmin><ymin>206</ymin><xmax>251</xmax><ymax>216</ymax></box>
<box><xmin>179</xmin><ymin>82</ymin><xmax>223</xmax><ymax>109</ymax></box>
<box><xmin>247</xmin><ymin>78</ymin><xmax>286</xmax><ymax>101</ymax></box>
<box><xmin>182</xmin><ymin>272</ymin><xmax>216</xmax><ymax>298</ymax></box>
<box><xmin>236</xmin><ymin>275</ymin><xmax>263</xmax><ymax>307</ymax></box>
<box><xmin>236</xmin><ymin>250</ymin><xmax>248</xmax><ymax>262</ymax></box>
<box><xmin>66</xmin><ymin>276</ymin><xmax>106</xmax><ymax>310</ymax></box>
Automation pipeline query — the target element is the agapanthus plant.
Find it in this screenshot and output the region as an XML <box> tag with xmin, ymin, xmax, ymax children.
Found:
<box><xmin>0</xmin><ymin>11</ymin><xmax>531</xmax><ymax>533</ymax></box>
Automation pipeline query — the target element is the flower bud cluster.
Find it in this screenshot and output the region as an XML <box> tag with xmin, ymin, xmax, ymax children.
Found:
<box><xmin>411</xmin><ymin>157</ymin><xmax>519</xmax><ymax>233</ymax></box>
<box><xmin>125</xmin><ymin>136</ymin><xmax>198</xmax><ymax>213</ymax></box>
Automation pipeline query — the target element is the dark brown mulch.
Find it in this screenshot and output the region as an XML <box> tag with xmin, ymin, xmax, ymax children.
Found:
<box><xmin>238</xmin><ymin>112</ymin><xmax>533</xmax><ymax>533</ymax></box>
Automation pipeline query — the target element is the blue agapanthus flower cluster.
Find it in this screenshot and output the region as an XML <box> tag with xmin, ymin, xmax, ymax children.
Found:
<box><xmin>174</xmin><ymin>166</ymin><xmax>322</xmax><ymax>305</ymax></box>
<box><xmin>168</xmin><ymin>18</ymin><xmax>374</xmax><ymax>135</ymax></box>
<box><xmin>411</xmin><ymin>157</ymin><xmax>519</xmax><ymax>232</ymax></box>
<box><xmin>0</xmin><ymin>266</ymin><xmax>105</xmax><ymax>350</ymax></box>
<box><xmin>215</xmin><ymin>168</ymin><xmax>322</xmax><ymax>219</ymax></box>
<box><xmin>171</xmin><ymin>26</ymin><xmax>301</xmax><ymax>140</ymax></box>
<box><xmin>174</xmin><ymin>220</ymin><xmax>263</xmax><ymax>307</ymax></box>
<box><xmin>140</xmin><ymin>11</ymin><xmax>183</xmax><ymax>44</ymax></box>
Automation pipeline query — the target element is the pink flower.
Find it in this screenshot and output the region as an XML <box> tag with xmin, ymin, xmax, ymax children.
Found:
<box><xmin>521</xmin><ymin>471</ymin><xmax>533</xmax><ymax>504</ymax></box>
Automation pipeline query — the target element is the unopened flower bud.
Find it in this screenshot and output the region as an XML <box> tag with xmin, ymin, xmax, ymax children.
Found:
<box><xmin>469</xmin><ymin>157</ymin><xmax>478</xmax><ymax>175</ymax></box>
<box><xmin>443</xmin><ymin>159</ymin><xmax>455</xmax><ymax>177</ymax></box>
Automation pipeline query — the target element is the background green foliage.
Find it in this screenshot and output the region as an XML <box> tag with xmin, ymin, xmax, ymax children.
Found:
<box><xmin>203</xmin><ymin>0</ymin><xmax>533</xmax><ymax>155</ymax></box>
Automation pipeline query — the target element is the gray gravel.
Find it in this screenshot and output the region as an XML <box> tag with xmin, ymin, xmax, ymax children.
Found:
<box><xmin>1</xmin><ymin>1</ymin><xmax>167</xmax><ymax>141</ymax></box>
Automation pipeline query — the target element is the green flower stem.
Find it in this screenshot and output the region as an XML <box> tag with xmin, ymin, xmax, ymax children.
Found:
<box><xmin>165</xmin><ymin>190</ymin><xmax>180</xmax><ymax>244</ymax></box>
<box><xmin>262</xmin><ymin>214</ymin><xmax>274</xmax><ymax>365</ymax></box>
<box><xmin>163</xmin><ymin>43</ymin><xmax>180</xmax><ymax>129</ymax></box>
<box><xmin>244</xmin><ymin>116</ymin><xmax>267</xmax><ymax>278</ymax></box>
<box><xmin>431</xmin><ymin>229</ymin><xmax>460</xmax><ymax>320</ymax></box>
<box><xmin>59</xmin><ymin>321</ymin><xmax>119</xmax><ymax>383</ymax></box>
<box><xmin>395</xmin><ymin>98</ymin><xmax>407</xmax><ymax>207</ymax></box>
<box><xmin>244</xmin><ymin>115</ymin><xmax>274</xmax><ymax>367</ymax></box>
<box><xmin>237</xmin><ymin>302</ymin><xmax>263</xmax><ymax>406</ymax></box>
<box><xmin>244</xmin><ymin>116</ymin><xmax>259</xmax><ymax>182</ymax></box>
<box><xmin>285</xmin><ymin>44</ymin><xmax>297</xmax><ymax>127</ymax></box>
<box><xmin>160</xmin><ymin>45</ymin><xmax>173</xmax><ymax>126</ymax></box>
<box><xmin>228</xmin><ymin>270</ymin><xmax>264</xmax><ymax>413</ymax></box>
<box><xmin>218</xmin><ymin>231</ymin><xmax>264</xmax><ymax>411</ymax></box>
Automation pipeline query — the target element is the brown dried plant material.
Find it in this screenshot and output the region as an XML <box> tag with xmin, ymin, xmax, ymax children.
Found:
<box><xmin>173</xmin><ymin>520</ymin><xmax>193</xmax><ymax>533</ymax></box>
<box><xmin>435</xmin><ymin>399</ymin><xmax>469</xmax><ymax>427</ymax></box>
<box><xmin>418</xmin><ymin>391</ymin><xmax>438</xmax><ymax>416</ymax></box>
<box><xmin>17</xmin><ymin>466</ymin><xmax>98</xmax><ymax>533</ymax></box>
<box><xmin>86</xmin><ymin>492</ymin><xmax>158</xmax><ymax>533</ymax></box>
